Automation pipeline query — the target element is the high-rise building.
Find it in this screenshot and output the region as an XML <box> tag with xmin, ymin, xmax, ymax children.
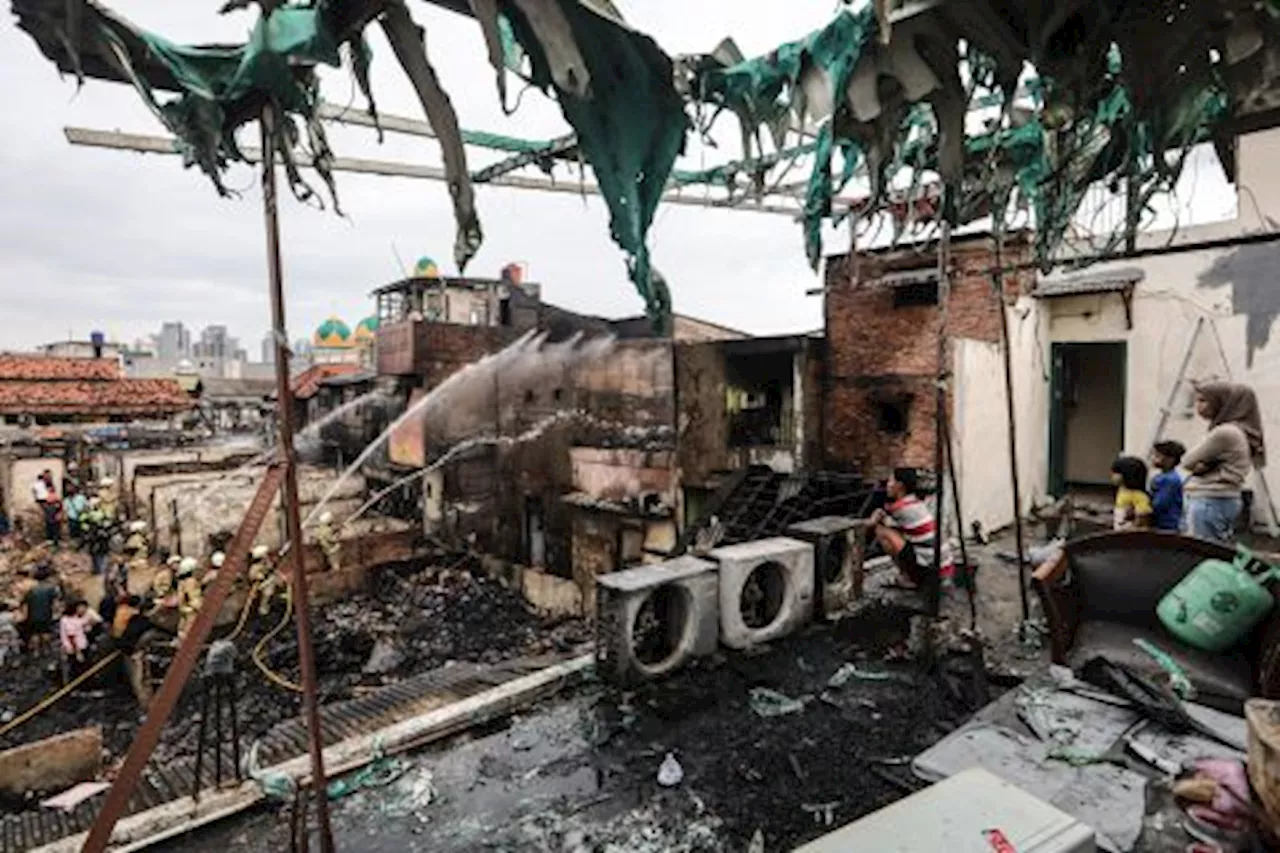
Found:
<box><xmin>156</xmin><ymin>322</ymin><xmax>191</xmax><ymax>361</ymax></box>
<box><xmin>193</xmin><ymin>325</ymin><xmax>234</xmax><ymax>360</ymax></box>
<box><xmin>261</xmin><ymin>332</ymin><xmax>277</xmax><ymax>365</ymax></box>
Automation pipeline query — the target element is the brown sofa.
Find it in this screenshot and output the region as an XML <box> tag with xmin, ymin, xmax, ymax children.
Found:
<box><xmin>1033</xmin><ymin>530</ymin><xmax>1280</xmax><ymax>714</ymax></box>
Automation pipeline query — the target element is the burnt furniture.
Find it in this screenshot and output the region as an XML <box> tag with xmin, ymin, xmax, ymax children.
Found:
<box><xmin>1034</xmin><ymin>530</ymin><xmax>1280</xmax><ymax>713</ymax></box>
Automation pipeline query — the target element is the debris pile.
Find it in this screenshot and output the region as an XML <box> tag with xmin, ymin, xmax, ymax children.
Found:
<box><xmin>0</xmin><ymin>560</ymin><xmax>587</xmax><ymax>779</ymax></box>
<box><xmin>593</xmin><ymin>603</ymin><xmax>982</xmax><ymax>850</ymax></box>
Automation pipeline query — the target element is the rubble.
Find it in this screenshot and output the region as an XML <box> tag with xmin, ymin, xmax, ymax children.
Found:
<box><xmin>0</xmin><ymin>558</ymin><xmax>588</xmax><ymax>805</ymax></box>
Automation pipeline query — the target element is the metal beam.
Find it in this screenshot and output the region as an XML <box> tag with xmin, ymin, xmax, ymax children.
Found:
<box><xmin>64</xmin><ymin>126</ymin><xmax>807</xmax><ymax>216</ymax></box>
<box><xmin>472</xmin><ymin>133</ymin><xmax>580</xmax><ymax>183</ymax></box>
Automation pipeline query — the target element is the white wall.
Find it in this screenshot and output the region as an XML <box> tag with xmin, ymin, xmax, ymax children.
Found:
<box><xmin>1042</xmin><ymin>248</ymin><xmax>1280</xmax><ymax>524</ymax></box>
<box><xmin>952</xmin><ymin>294</ymin><xmax>1051</xmax><ymax>532</ymax></box>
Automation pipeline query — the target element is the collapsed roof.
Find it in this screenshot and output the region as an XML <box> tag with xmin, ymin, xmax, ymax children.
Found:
<box><xmin>12</xmin><ymin>0</ymin><xmax>1280</xmax><ymax>324</ymax></box>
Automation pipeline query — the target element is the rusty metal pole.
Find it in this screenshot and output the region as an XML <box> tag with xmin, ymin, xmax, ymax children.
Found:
<box><xmin>992</xmin><ymin>229</ymin><xmax>1031</xmax><ymax>624</ymax></box>
<box><xmin>930</xmin><ymin>214</ymin><xmax>952</xmax><ymax>618</ymax></box>
<box><xmin>261</xmin><ymin>103</ymin><xmax>336</xmax><ymax>853</ymax></box>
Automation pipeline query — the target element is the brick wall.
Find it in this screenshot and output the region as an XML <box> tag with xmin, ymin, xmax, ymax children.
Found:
<box><xmin>823</xmin><ymin>234</ymin><xmax>1033</xmax><ymax>475</ymax></box>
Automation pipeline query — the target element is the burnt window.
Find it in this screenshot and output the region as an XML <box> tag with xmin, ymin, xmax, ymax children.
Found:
<box><xmin>892</xmin><ymin>280</ymin><xmax>939</xmax><ymax>308</ymax></box>
<box><xmin>524</xmin><ymin>389</ymin><xmax>535</xmax><ymax>404</ymax></box>
<box><xmin>876</xmin><ymin>398</ymin><xmax>909</xmax><ymax>434</ymax></box>
<box><xmin>552</xmin><ymin>387</ymin><xmax>564</xmax><ymax>403</ymax></box>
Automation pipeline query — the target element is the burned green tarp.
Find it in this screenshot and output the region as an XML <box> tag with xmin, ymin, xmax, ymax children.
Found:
<box><xmin>23</xmin><ymin>0</ymin><xmax>484</xmax><ymax>273</ymax></box>
<box><xmin>504</xmin><ymin>1</ymin><xmax>689</xmax><ymax>327</ymax></box>
<box><xmin>697</xmin><ymin>9</ymin><xmax>878</xmax><ymax>269</ymax></box>
<box><xmin>89</xmin><ymin>4</ymin><xmax>345</xmax><ymax>204</ymax></box>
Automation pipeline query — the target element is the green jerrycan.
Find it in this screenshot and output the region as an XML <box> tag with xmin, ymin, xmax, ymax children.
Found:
<box><xmin>1157</xmin><ymin>546</ymin><xmax>1280</xmax><ymax>653</ymax></box>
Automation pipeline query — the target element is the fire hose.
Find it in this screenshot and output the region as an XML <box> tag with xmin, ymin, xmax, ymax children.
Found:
<box><xmin>252</xmin><ymin>583</ymin><xmax>303</xmax><ymax>694</ymax></box>
<box><xmin>0</xmin><ymin>650</ymin><xmax>123</xmax><ymax>739</ymax></box>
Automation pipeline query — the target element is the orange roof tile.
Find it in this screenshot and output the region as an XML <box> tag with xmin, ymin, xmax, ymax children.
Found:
<box><xmin>0</xmin><ymin>354</ymin><xmax>121</xmax><ymax>381</ymax></box>
<box><xmin>0</xmin><ymin>378</ymin><xmax>193</xmax><ymax>417</ymax></box>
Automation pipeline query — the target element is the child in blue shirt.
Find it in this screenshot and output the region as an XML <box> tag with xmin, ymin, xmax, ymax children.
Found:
<box><xmin>1149</xmin><ymin>440</ymin><xmax>1187</xmax><ymax>532</ymax></box>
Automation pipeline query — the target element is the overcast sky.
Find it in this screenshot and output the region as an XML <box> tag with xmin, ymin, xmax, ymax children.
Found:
<box><xmin>0</xmin><ymin>1</ymin><xmax>849</xmax><ymax>353</ymax></box>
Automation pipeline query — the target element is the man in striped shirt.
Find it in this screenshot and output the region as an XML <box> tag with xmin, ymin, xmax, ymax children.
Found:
<box><xmin>870</xmin><ymin>468</ymin><xmax>953</xmax><ymax>588</ymax></box>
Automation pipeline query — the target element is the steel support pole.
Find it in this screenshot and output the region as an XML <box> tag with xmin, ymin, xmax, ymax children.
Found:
<box><xmin>930</xmin><ymin>216</ymin><xmax>952</xmax><ymax>617</ymax></box>
<box><xmin>260</xmin><ymin>103</ymin><xmax>335</xmax><ymax>853</ymax></box>
<box><xmin>992</xmin><ymin>230</ymin><xmax>1031</xmax><ymax>623</ymax></box>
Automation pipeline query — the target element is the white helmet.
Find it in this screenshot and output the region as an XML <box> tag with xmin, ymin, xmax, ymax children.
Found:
<box><xmin>178</xmin><ymin>557</ymin><xmax>198</xmax><ymax>577</ymax></box>
<box><xmin>99</xmin><ymin>477</ymin><xmax>115</xmax><ymax>487</ymax></box>
<box><xmin>318</xmin><ymin>511</ymin><xmax>333</xmax><ymax>525</ymax></box>
<box><xmin>167</xmin><ymin>555</ymin><xmax>182</xmax><ymax>567</ymax></box>
<box><xmin>129</xmin><ymin>521</ymin><xmax>147</xmax><ymax>533</ymax></box>
<box><xmin>210</xmin><ymin>552</ymin><xmax>226</xmax><ymax>568</ymax></box>
<box><xmin>251</xmin><ymin>545</ymin><xmax>270</xmax><ymax>560</ymax></box>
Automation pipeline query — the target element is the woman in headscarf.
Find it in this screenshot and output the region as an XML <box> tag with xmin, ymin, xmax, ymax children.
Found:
<box><xmin>1181</xmin><ymin>382</ymin><xmax>1266</xmax><ymax>544</ymax></box>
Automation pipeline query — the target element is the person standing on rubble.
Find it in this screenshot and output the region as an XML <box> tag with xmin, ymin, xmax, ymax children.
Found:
<box><xmin>1183</xmin><ymin>382</ymin><xmax>1266</xmax><ymax>544</ymax></box>
<box><xmin>19</xmin><ymin>565</ymin><xmax>61</xmax><ymax>655</ymax></box>
<box><xmin>34</xmin><ymin>470</ymin><xmax>61</xmax><ymax>545</ymax></box>
<box><xmin>63</xmin><ymin>482</ymin><xmax>88</xmax><ymax>546</ymax></box>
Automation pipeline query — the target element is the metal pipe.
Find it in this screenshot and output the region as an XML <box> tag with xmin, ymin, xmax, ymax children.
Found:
<box><xmin>260</xmin><ymin>102</ymin><xmax>336</xmax><ymax>853</ymax></box>
<box><xmin>931</xmin><ymin>214</ymin><xmax>952</xmax><ymax>617</ymax></box>
<box><xmin>941</xmin><ymin>410</ymin><xmax>974</xmax><ymax>629</ymax></box>
<box><xmin>992</xmin><ymin>229</ymin><xmax>1031</xmax><ymax>623</ymax></box>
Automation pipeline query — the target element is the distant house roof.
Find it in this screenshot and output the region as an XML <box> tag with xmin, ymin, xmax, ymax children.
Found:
<box><xmin>1033</xmin><ymin>267</ymin><xmax>1144</xmax><ymax>298</ymax></box>
<box><xmin>201</xmin><ymin>377</ymin><xmax>277</xmax><ymax>400</ymax></box>
<box><xmin>317</xmin><ymin>369</ymin><xmax>377</xmax><ymax>389</ymax></box>
<box><xmin>292</xmin><ymin>363</ymin><xmax>363</xmax><ymax>399</ymax></box>
<box><xmin>0</xmin><ymin>354</ymin><xmax>121</xmax><ymax>381</ymax></box>
<box><xmin>611</xmin><ymin>313</ymin><xmax>749</xmax><ymax>342</ymax></box>
<box><xmin>0</xmin><ymin>378</ymin><xmax>193</xmax><ymax>417</ymax></box>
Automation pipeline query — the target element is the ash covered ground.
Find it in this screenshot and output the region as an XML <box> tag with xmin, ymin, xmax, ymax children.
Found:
<box><xmin>167</xmin><ymin>601</ymin><xmax>988</xmax><ymax>853</ymax></box>
<box><xmin>0</xmin><ymin>558</ymin><xmax>588</xmax><ymax>796</ymax></box>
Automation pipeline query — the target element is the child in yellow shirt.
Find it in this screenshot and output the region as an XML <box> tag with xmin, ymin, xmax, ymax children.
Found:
<box><xmin>1111</xmin><ymin>455</ymin><xmax>1153</xmax><ymax>530</ymax></box>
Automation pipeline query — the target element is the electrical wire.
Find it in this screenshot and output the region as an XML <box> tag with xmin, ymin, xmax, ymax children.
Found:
<box><xmin>0</xmin><ymin>650</ymin><xmax>122</xmax><ymax>740</ymax></box>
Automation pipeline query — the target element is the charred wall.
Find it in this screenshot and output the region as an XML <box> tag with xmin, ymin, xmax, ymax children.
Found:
<box><xmin>822</xmin><ymin>235</ymin><xmax>1032</xmax><ymax>476</ymax></box>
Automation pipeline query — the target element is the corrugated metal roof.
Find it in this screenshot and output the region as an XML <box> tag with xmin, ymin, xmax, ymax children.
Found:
<box><xmin>291</xmin><ymin>363</ymin><xmax>363</xmax><ymax>399</ymax></box>
<box><xmin>1033</xmin><ymin>267</ymin><xmax>1144</xmax><ymax>298</ymax></box>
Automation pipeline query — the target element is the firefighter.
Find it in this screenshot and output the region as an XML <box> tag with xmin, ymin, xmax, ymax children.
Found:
<box><xmin>175</xmin><ymin>557</ymin><xmax>202</xmax><ymax>640</ymax></box>
<box><xmin>97</xmin><ymin>477</ymin><xmax>118</xmax><ymax>521</ymax></box>
<box><xmin>314</xmin><ymin>511</ymin><xmax>341</xmax><ymax>572</ymax></box>
<box><xmin>152</xmin><ymin>554</ymin><xmax>180</xmax><ymax>600</ymax></box>
<box><xmin>123</xmin><ymin>521</ymin><xmax>148</xmax><ymax>558</ymax></box>
<box><xmin>203</xmin><ymin>551</ymin><xmax>225</xmax><ymax>590</ymax></box>
<box><xmin>256</xmin><ymin>548</ymin><xmax>285</xmax><ymax>617</ymax></box>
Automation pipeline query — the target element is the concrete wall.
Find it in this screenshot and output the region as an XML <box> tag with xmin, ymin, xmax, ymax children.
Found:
<box><xmin>2</xmin><ymin>455</ymin><xmax>66</xmax><ymax>529</ymax></box>
<box><xmin>675</xmin><ymin>340</ymin><xmax>818</xmax><ymax>486</ymax></box>
<box><xmin>145</xmin><ymin>466</ymin><xmax>365</xmax><ymax>555</ymax></box>
<box><xmin>570</xmin><ymin>448</ymin><xmax>676</xmax><ymax>503</ymax></box>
